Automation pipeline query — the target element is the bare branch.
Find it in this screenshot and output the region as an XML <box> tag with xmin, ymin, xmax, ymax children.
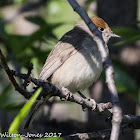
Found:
<box><xmin>0</xmin><ymin>49</ymin><xmax>30</xmax><ymax>98</ymax></box>
<box><xmin>63</xmin><ymin>123</ymin><xmax>138</xmax><ymax>140</ymax></box>
<box><xmin>21</xmin><ymin>122</ymin><xmax>140</xmax><ymax>140</ymax></box>
<box><xmin>22</xmin><ymin>63</ymin><xmax>33</xmax><ymax>89</ymax></box>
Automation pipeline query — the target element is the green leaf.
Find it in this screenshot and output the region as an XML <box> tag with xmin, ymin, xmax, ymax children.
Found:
<box><xmin>85</xmin><ymin>0</ymin><xmax>96</xmax><ymax>5</ymax></box>
<box><xmin>0</xmin><ymin>19</ymin><xmax>8</xmax><ymax>39</ymax></box>
<box><xmin>21</xmin><ymin>23</ymin><xmax>61</xmax><ymax>48</ymax></box>
<box><xmin>25</xmin><ymin>16</ymin><xmax>47</xmax><ymax>26</ymax></box>
<box><xmin>8</xmin><ymin>88</ymin><xmax>42</xmax><ymax>133</ymax></box>
<box><xmin>112</xmin><ymin>27</ymin><xmax>140</xmax><ymax>37</ymax></box>
<box><xmin>0</xmin><ymin>84</ymin><xmax>12</xmax><ymax>100</ymax></box>
<box><xmin>114</xmin><ymin>34</ymin><xmax>140</xmax><ymax>46</ymax></box>
<box><xmin>113</xmin><ymin>64</ymin><xmax>138</xmax><ymax>101</ymax></box>
<box><xmin>0</xmin><ymin>84</ymin><xmax>25</xmax><ymax>112</ymax></box>
<box><xmin>112</xmin><ymin>27</ymin><xmax>140</xmax><ymax>45</ymax></box>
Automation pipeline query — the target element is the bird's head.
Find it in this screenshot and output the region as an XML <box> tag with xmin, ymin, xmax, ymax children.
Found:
<box><xmin>91</xmin><ymin>17</ymin><xmax>120</xmax><ymax>44</ymax></box>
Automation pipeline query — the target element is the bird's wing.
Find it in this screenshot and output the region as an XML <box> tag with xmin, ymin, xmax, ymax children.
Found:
<box><xmin>39</xmin><ymin>27</ymin><xmax>88</xmax><ymax>81</ymax></box>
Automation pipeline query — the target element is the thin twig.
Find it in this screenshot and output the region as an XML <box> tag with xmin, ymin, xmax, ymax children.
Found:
<box><xmin>63</xmin><ymin>123</ymin><xmax>139</xmax><ymax>140</ymax></box>
<box><xmin>22</xmin><ymin>63</ymin><xmax>33</xmax><ymax>89</ymax></box>
<box><xmin>20</xmin><ymin>123</ymin><xmax>139</xmax><ymax>140</ymax></box>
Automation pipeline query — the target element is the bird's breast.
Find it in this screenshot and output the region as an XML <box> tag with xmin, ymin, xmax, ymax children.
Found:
<box><xmin>50</xmin><ymin>37</ymin><xmax>103</xmax><ymax>92</ymax></box>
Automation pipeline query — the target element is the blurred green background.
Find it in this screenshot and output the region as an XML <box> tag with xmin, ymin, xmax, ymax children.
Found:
<box><xmin>0</xmin><ymin>0</ymin><xmax>140</xmax><ymax>140</ymax></box>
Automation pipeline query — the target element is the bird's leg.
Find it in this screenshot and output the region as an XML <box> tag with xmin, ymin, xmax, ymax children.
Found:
<box><xmin>60</xmin><ymin>87</ymin><xmax>73</xmax><ymax>101</ymax></box>
<box><xmin>60</xmin><ymin>97</ymin><xmax>65</xmax><ymax>101</ymax></box>
<box><xmin>78</xmin><ymin>91</ymin><xmax>87</xmax><ymax>111</ymax></box>
<box><xmin>78</xmin><ymin>91</ymin><xmax>87</xmax><ymax>99</ymax></box>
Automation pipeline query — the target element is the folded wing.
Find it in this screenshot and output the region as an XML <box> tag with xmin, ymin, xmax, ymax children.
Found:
<box><xmin>39</xmin><ymin>27</ymin><xmax>89</xmax><ymax>81</ymax></box>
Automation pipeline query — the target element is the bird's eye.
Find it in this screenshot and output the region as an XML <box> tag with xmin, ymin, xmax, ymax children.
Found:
<box><xmin>98</xmin><ymin>27</ymin><xmax>104</xmax><ymax>32</ymax></box>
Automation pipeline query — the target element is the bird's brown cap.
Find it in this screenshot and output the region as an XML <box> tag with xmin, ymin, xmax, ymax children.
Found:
<box><xmin>90</xmin><ymin>16</ymin><xmax>110</xmax><ymax>30</ymax></box>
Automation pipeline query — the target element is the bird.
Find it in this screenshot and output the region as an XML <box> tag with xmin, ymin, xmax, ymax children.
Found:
<box><xmin>24</xmin><ymin>16</ymin><xmax>120</xmax><ymax>128</ymax></box>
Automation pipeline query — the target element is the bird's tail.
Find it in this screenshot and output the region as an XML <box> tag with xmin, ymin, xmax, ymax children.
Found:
<box><xmin>24</xmin><ymin>95</ymin><xmax>51</xmax><ymax>129</ymax></box>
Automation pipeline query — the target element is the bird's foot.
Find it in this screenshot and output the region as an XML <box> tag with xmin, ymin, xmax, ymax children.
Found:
<box><xmin>82</xmin><ymin>105</ymin><xmax>87</xmax><ymax>112</ymax></box>
<box><xmin>60</xmin><ymin>97</ymin><xmax>65</xmax><ymax>101</ymax></box>
<box><xmin>77</xmin><ymin>91</ymin><xmax>88</xmax><ymax>111</ymax></box>
<box><xmin>61</xmin><ymin>87</ymin><xmax>73</xmax><ymax>100</ymax></box>
<box><xmin>78</xmin><ymin>91</ymin><xmax>87</xmax><ymax>99</ymax></box>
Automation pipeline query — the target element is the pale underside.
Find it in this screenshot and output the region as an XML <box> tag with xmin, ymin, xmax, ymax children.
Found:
<box><xmin>39</xmin><ymin>24</ymin><xmax>103</xmax><ymax>93</ymax></box>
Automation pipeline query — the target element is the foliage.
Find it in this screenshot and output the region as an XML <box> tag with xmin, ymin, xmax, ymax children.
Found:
<box><xmin>112</xmin><ymin>27</ymin><xmax>140</xmax><ymax>46</ymax></box>
<box><xmin>113</xmin><ymin>62</ymin><xmax>138</xmax><ymax>101</ymax></box>
<box><xmin>0</xmin><ymin>84</ymin><xmax>25</xmax><ymax>112</ymax></box>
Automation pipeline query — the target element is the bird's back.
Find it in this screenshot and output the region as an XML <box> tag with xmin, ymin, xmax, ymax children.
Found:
<box><xmin>39</xmin><ymin>21</ymin><xmax>103</xmax><ymax>92</ymax></box>
<box><xmin>39</xmin><ymin>23</ymin><xmax>90</xmax><ymax>81</ymax></box>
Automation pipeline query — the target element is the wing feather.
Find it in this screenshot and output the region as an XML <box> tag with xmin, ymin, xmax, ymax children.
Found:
<box><xmin>39</xmin><ymin>26</ymin><xmax>89</xmax><ymax>81</ymax></box>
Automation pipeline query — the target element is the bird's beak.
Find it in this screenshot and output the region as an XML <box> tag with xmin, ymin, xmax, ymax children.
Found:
<box><xmin>109</xmin><ymin>32</ymin><xmax>120</xmax><ymax>38</ymax></box>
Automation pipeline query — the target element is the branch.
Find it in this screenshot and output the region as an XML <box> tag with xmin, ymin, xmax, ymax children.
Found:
<box><xmin>9</xmin><ymin>70</ymin><xmax>140</xmax><ymax>126</ymax></box>
<box><xmin>21</xmin><ymin>123</ymin><xmax>140</xmax><ymax>140</ymax></box>
<box><xmin>11</xmin><ymin>70</ymin><xmax>113</xmax><ymax>116</ymax></box>
<box><xmin>66</xmin><ymin>0</ymin><xmax>122</xmax><ymax>140</ymax></box>
<box><xmin>63</xmin><ymin>123</ymin><xmax>139</xmax><ymax>140</ymax></box>
<box><xmin>0</xmin><ymin>49</ymin><xmax>30</xmax><ymax>99</ymax></box>
<box><xmin>22</xmin><ymin>63</ymin><xmax>33</xmax><ymax>89</ymax></box>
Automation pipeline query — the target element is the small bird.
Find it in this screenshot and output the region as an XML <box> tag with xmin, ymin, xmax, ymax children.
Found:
<box><xmin>24</xmin><ymin>16</ymin><xmax>120</xmax><ymax>128</ymax></box>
